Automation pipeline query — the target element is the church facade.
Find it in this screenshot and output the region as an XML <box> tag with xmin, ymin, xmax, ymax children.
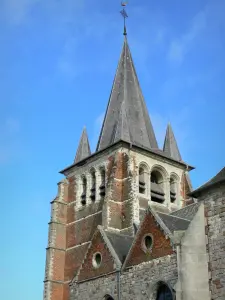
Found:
<box><xmin>43</xmin><ymin>34</ymin><xmax>225</xmax><ymax>300</ymax></box>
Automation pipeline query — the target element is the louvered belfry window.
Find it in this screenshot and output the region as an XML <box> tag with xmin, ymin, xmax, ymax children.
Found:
<box><xmin>139</xmin><ymin>167</ymin><xmax>146</xmax><ymax>194</ymax></box>
<box><xmin>90</xmin><ymin>170</ymin><xmax>96</xmax><ymax>202</ymax></box>
<box><xmin>150</xmin><ymin>171</ymin><xmax>165</xmax><ymax>203</ymax></box>
<box><xmin>99</xmin><ymin>169</ymin><xmax>106</xmax><ymax>198</ymax></box>
<box><xmin>81</xmin><ymin>177</ymin><xmax>87</xmax><ymax>205</ymax></box>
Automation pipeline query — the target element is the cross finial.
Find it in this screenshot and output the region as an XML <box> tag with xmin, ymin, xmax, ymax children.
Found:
<box><xmin>120</xmin><ymin>2</ymin><xmax>128</xmax><ymax>36</ymax></box>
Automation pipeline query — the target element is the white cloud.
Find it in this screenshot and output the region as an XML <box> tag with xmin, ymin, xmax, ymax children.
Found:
<box><xmin>1</xmin><ymin>0</ymin><xmax>40</xmax><ymax>25</ymax></box>
<box><xmin>168</xmin><ymin>10</ymin><xmax>207</xmax><ymax>63</ymax></box>
<box><xmin>168</xmin><ymin>0</ymin><xmax>225</xmax><ymax>64</ymax></box>
<box><xmin>1</xmin><ymin>0</ymin><xmax>85</xmax><ymax>25</ymax></box>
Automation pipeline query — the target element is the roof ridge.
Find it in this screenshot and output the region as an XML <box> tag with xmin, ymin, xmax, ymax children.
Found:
<box><xmin>98</xmin><ymin>226</ymin><xmax>122</xmax><ymax>268</ymax></box>
<box><xmin>170</xmin><ymin>202</ymin><xmax>199</xmax><ymax>214</ymax></box>
<box><xmin>105</xmin><ymin>230</ymin><xmax>133</xmax><ymax>238</ymax></box>
<box><xmin>159</xmin><ymin>212</ymin><xmax>191</xmax><ymax>222</ymax></box>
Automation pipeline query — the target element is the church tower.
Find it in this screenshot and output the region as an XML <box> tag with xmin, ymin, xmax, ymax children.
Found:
<box><xmin>43</xmin><ymin>26</ymin><xmax>193</xmax><ymax>300</ymax></box>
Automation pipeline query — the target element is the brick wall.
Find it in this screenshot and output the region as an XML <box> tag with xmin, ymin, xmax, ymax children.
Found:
<box><xmin>107</xmin><ymin>151</ymin><xmax>133</xmax><ymax>231</ymax></box>
<box><xmin>78</xmin><ymin>231</ymin><xmax>115</xmax><ymax>282</ymax></box>
<box><xmin>125</xmin><ymin>212</ymin><xmax>174</xmax><ymax>268</ymax></box>
<box><xmin>44</xmin><ymin>180</ymin><xmax>68</xmax><ymax>300</ymax></box>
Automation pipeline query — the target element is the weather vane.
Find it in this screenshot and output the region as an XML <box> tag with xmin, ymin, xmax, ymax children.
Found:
<box><xmin>120</xmin><ymin>2</ymin><xmax>128</xmax><ymax>35</ymax></box>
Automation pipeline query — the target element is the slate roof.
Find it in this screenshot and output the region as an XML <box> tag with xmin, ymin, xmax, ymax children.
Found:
<box><xmin>74</xmin><ymin>127</ymin><xmax>91</xmax><ymax>163</ymax></box>
<box><xmin>96</xmin><ymin>36</ymin><xmax>158</xmax><ymax>151</ymax></box>
<box><xmin>163</xmin><ymin>123</ymin><xmax>182</xmax><ymax>161</ymax></box>
<box><xmin>170</xmin><ymin>202</ymin><xmax>201</xmax><ymax>221</ymax></box>
<box><xmin>190</xmin><ymin>166</ymin><xmax>225</xmax><ymax>197</ymax></box>
<box><xmin>158</xmin><ymin>213</ymin><xmax>190</xmax><ymax>233</ymax></box>
<box><xmin>105</xmin><ymin>231</ymin><xmax>133</xmax><ymax>263</ymax></box>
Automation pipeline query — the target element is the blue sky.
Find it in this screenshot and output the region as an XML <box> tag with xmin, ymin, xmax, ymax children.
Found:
<box><xmin>0</xmin><ymin>0</ymin><xmax>225</xmax><ymax>299</ymax></box>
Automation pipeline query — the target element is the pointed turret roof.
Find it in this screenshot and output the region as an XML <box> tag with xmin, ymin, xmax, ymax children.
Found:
<box><xmin>74</xmin><ymin>127</ymin><xmax>91</xmax><ymax>163</ymax></box>
<box><xmin>163</xmin><ymin>123</ymin><xmax>182</xmax><ymax>161</ymax></box>
<box><xmin>96</xmin><ymin>36</ymin><xmax>158</xmax><ymax>151</ymax></box>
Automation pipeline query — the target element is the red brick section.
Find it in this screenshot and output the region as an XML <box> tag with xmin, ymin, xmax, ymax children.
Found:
<box><xmin>44</xmin><ymin>181</ymin><xmax>69</xmax><ymax>300</ymax></box>
<box><xmin>51</xmin><ymin>282</ymin><xmax>64</xmax><ymax>300</ymax></box>
<box><xmin>78</xmin><ymin>231</ymin><xmax>115</xmax><ymax>282</ymax></box>
<box><xmin>125</xmin><ymin>212</ymin><xmax>174</xmax><ymax>267</ymax></box>
<box><xmin>52</xmin><ymin>250</ymin><xmax>66</xmax><ymax>281</ymax></box>
<box><xmin>108</xmin><ymin>152</ymin><xmax>132</xmax><ymax>231</ymax></box>
<box><xmin>63</xmin><ymin>175</ymin><xmax>76</xmax><ymax>300</ymax></box>
<box><xmin>64</xmin><ymin>244</ymin><xmax>89</xmax><ymax>281</ymax></box>
<box><xmin>180</xmin><ymin>172</ymin><xmax>192</xmax><ymax>206</ymax></box>
<box><xmin>63</xmin><ymin>173</ymin><xmax>103</xmax><ymax>299</ymax></box>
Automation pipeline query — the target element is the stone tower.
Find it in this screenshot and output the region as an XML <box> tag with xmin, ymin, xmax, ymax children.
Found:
<box><xmin>43</xmin><ymin>34</ymin><xmax>193</xmax><ymax>300</ymax></box>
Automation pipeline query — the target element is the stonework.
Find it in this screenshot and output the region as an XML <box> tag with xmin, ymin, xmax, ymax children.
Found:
<box><xmin>70</xmin><ymin>255</ymin><xmax>177</xmax><ymax>300</ymax></box>
<box><xmin>200</xmin><ymin>185</ymin><xmax>225</xmax><ymax>300</ymax></box>
<box><xmin>43</xmin><ymin>33</ymin><xmax>225</xmax><ymax>300</ymax></box>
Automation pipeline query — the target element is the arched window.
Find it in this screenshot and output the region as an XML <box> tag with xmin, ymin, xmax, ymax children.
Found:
<box><xmin>139</xmin><ymin>166</ymin><xmax>146</xmax><ymax>194</ymax></box>
<box><xmin>150</xmin><ymin>170</ymin><xmax>165</xmax><ymax>203</ymax></box>
<box><xmin>156</xmin><ymin>283</ymin><xmax>173</xmax><ymax>300</ymax></box>
<box><xmin>81</xmin><ymin>176</ymin><xmax>87</xmax><ymax>205</ymax></box>
<box><xmin>103</xmin><ymin>295</ymin><xmax>114</xmax><ymax>300</ymax></box>
<box><xmin>90</xmin><ymin>169</ymin><xmax>96</xmax><ymax>202</ymax></box>
<box><xmin>99</xmin><ymin>168</ymin><xmax>106</xmax><ymax>199</ymax></box>
<box><xmin>170</xmin><ymin>177</ymin><xmax>177</xmax><ymax>203</ymax></box>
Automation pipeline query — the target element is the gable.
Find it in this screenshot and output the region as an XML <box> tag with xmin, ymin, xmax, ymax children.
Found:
<box><xmin>77</xmin><ymin>230</ymin><xmax>116</xmax><ymax>282</ymax></box>
<box><xmin>124</xmin><ymin>212</ymin><xmax>174</xmax><ymax>268</ymax></box>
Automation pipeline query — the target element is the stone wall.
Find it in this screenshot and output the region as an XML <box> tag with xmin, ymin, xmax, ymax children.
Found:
<box><xmin>70</xmin><ymin>254</ymin><xmax>177</xmax><ymax>300</ymax></box>
<box><xmin>201</xmin><ymin>184</ymin><xmax>225</xmax><ymax>300</ymax></box>
<box><xmin>177</xmin><ymin>202</ymin><xmax>210</xmax><ymax>300</ymax></box>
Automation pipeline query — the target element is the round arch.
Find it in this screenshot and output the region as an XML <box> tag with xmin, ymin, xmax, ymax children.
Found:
<box><xmin>148</xmin><ymin>280</ymin><xmax>175</xmax><ymax>300</ymax></box>
<box><xmin>170</xmin><ymin>172</ymin><xmax>180</xmax><ymax>183</ymax></box>
<box><xmin>150</xmin><ymin>164</ymin><xmax>169</xmax><ymax>179</ymax></box>
<box><xmin>103</xmin><ymin>295</ymin><xmax>114</xmax><ymax>300</ymax></box>
<box><xmin>138</xmin><ymin>161</ymin><xmax>150</xmax><ymax>173</ymax></box>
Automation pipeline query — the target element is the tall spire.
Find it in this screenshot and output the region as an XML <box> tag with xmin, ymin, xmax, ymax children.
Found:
<box><xmin>96</xmin><ymin>36</ymin><xmax>158</xmax><ymax>152</ymax></box>
<box><xmin>163</xmin><ymin>123</ymin><xmax>182</xmax><ymax>161</ymax></box>
<box><xmin>114</xmin><ymin>100</ymin><xmax>131</xmax><ymax>143</ymax></box>
<box><xmin>74</xmin><ymin>127</ymin><xmax>91</xmax><ymax>163</ymax></box>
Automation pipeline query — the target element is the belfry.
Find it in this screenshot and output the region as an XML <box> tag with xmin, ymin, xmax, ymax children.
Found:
<box><xmin>43</xmin><ymin>6</ymin><xmax>225</xmax><ymax>300</ymax></box>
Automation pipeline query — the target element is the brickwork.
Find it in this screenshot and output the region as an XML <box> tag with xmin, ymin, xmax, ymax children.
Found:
<box><xmin>70</xmin><ymin>255</ymin><xmax>177</xmax><ymax>300</ymax></box>
<box><xmin>64</xmin><ymin>244</ymin><xmax>89</xmax><ymax>281</ymax></box>
<box><xmin>125</xmin><ymin>212</ymin><xmax>174</xmax><ymax>268</ymax></box>
<box><xmin>44</xmin><ymin>144</ymin><xmax>191</xmax><ymax>300</ymax></box>
<box><xmin>77</xmin><ymin>231</ymin><xmax>115</xmax><ymax>282</ymax></box>
<box><xmin>44</xmin><ymin>180</ymin><xmax>68</xmax><ymax>300</ymax></box>
<box><xmin>201</xmin><ymin>184</ymin><xmax>225</xmax><ymax>300</ymax></box>
<box><xmin>107</xmin><ymin>151</ymin><xmax>134</xmax><ymax>232</ymax></box>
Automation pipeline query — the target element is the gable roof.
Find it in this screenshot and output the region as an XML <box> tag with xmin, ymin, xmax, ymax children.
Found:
<box><xmin>74</xmin><ymin>226</ymin><xmax>135</xmax><ymax>282</ymax></box>
<box><xmin>105</xmin><ymin>230</ymin><xmax>133</xmax><ymax>263</ymax></box>
<box><xmin>170</xmin><ymin>202</ymin><xmax>201</xmax><ymax>221</ymax></box>
<box><xmin>74</xmin><ymin>127</ymin><xmax>91</xmax><ymax>163</ymax></box>
<box><xmin>163</xmin><ymin>123</ymin><xmax>182</xmax><ymax>161</ymax></box>
<box><xmin>158</xmin><ymin>213</ymin><xmax>190</xmax><ymax>233</ymax></box>
<box><xmin>122</xmin><ymin>204</ymin><xmax>200</xmax><ymax>270</ymax></box>
<box><xmin>96</xmin><ymin>36</ymin><xmax>158</xmax><ymax>152</ymax></box>
<box><xmin>190</xmin><ymin>166</ymin><xmax>225</xmax><ymax>197</ymax></box>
